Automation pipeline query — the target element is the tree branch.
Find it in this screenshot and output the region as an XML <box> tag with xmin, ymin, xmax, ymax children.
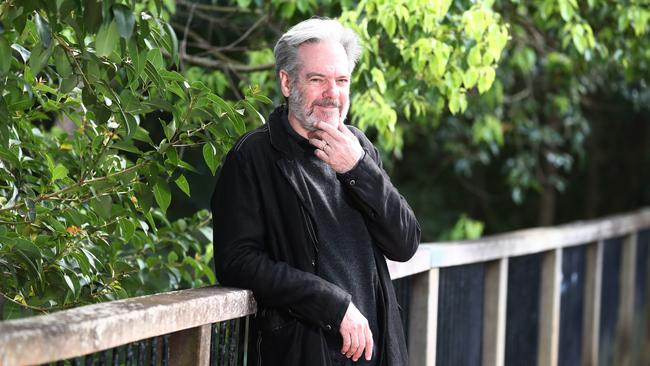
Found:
<box><xmin>225</xmin><ymin>14</ymin><xmax>269</xmax><ymax>49</ymax></box>
<box><xmin>179</xmin><ymin>2</ymin><xmax>198</xmax><ymax>71</ymax></box>
<box><xmin>0</xmin><ymin>162</ymin><xmax>148</xmax><ymax>213</ymax></box>
<box><xmin>174</xmin><ymin>51</ymin><xmax>274</xmax><ymax>72</ymax></box>
<box><xmin>176</xmin><ymin>0</ymin><xmax>262</xmax><ymax>14</ymax></box>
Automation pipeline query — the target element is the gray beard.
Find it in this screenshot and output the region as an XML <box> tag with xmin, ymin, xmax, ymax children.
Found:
<box><xmin>288</xmin><ymin>87</ymin><xmax>318</xmax><ymax>131</ymax></box>
<box><xmin>288</xmin><ymin>85</ymin><xmax>345</xmax><ymax>132</ymax></box>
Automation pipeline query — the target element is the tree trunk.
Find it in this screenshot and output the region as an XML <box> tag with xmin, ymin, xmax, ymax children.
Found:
<box><xmin>538</xmin><ymin>177</ymin><xmax>556</xmax><ymax>226</ymax></box>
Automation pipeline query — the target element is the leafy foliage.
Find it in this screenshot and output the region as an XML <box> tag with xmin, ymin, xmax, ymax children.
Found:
<box><xmin>0</xmin><ymin>0</ymin><xmax>268</xmax><ymax>319</ymax></box>
<box><xmin>178</xmin><ymin>0</ymin><xmax>649</xmax><ymax>232</ymax></box>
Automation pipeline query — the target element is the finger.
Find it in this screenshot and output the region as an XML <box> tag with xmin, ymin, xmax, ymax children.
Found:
<box><xmin>338</xmin><ymin>122</ymin><xmax>355</xmax><ymax>137</ymax></box>
<box><xmin>346</xmin><ymin>330</ymin><xmax>359</xmax><ymax>358</ymax></box>
<box><xmin>340</xmin><ymin>331</ymin><xmax>351</xmax><ymax>354</ymax></box>
<box><xmin>352</xmin><ymin>329</ymin><xmax>365</xmax><ymax>361</ymax></box>
<box><xmin>364</xmin><ymin>327</ymin><xmax>373</xmax><ymax>361</ymax></box>
<box><xmin>310</xmin><ymin>129</ymin><xmax>336</xmax><ymax>145</ymax></box>
<box><xmin>308</xmin><ymin>138</ymin><xmax>327</xmax><ymax>150</ymax></box>
<box><xmin>315</xmin><ymin>122</ymin><xmax>345</xmax><ymax>141</ymax></box>
<box><xmin>314</xmin><ymin>148</ymin><xmax>330</xmax><ymax>162</ymax></box>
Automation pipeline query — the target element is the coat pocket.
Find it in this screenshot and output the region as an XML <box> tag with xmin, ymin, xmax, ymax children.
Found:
<box><xmin>257</xmin><ymin>308</ymin><xmax>302</xmax><ymax>365</ymax></box>
<box><xmin>259</xmin><ymin>307</ymin><xmax>298</xmax><ymax>333</ymax></box>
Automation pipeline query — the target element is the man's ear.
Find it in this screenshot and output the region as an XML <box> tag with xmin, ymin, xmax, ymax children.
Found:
<box><xmin>279</xmin><ymin>70</ymin><xmax>291</xmax><ymax>98</ymax></box>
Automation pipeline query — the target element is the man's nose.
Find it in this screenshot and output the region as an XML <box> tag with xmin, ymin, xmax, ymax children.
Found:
<box><xmin>322</xmin><ymin>79</ymin><xmax>339</xmax><ymax>99</ymax></box>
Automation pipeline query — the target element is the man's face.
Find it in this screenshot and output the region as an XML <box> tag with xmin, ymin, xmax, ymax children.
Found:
<box><xmin>281</xmin><ymin>41</ymin><xmax>351</xmax><ymax>131</ymax></box>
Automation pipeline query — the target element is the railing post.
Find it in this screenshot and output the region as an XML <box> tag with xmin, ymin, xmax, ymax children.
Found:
<box><xmin>643</xmin><ymin>244</ymin><xmax>650</xmax><ymax>366</ymax></box>
<box><xmin>538</xmin><ymin>248</ymin><xmax>562</xmax><ymax>366</ymax></box>
<box><xmin>408</xmin><ymin>268</ymin><xmax>439</xmax><ymax>366</ymax></box>
<box><xmin>482</xmin><ymin>258</ymin><xmax>508</xmax><ymax>366</ymax></box>
<box><xmin>615</xmin><ymin>232</ymin><xmax>638</xmax><ymax>366</ymax></box>
<box><xmin>582</xmin><ymin>240</ymin><xmax>604</xmax><ymax>366</ymax></box>
<box><xmin>168</xmin><ymin>324</ymin><xmax>212</xmax><ymax>366</ymax></box>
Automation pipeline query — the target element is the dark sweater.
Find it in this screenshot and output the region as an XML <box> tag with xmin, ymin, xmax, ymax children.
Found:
<box><xmin>283</xmin><ymin>117</ymin><xmax>380</xmax><ymax>365</ymax></box>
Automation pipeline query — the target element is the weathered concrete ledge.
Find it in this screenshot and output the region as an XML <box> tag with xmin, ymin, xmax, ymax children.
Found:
<box><xmin>426</xmin><ymin>207</ymin><xmax>650</xmax><ymax>268</ymax></box>
<box><xmin>387</xmin><ymin>246</ymin><xmax>432</xmax><ymax>279</ymax></box>
<box><xmin>0</xmin><ymin>287</ymin><xmax>256</xmax><ymax>366</ymax></box>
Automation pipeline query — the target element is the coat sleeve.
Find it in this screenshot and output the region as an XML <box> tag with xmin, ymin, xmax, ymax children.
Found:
<box><xmin>337</xmin><ymin>128</ymin><xmax>421</xmax><ymax>262</ymax></box>
<box><xmin>211</xmin><ymin>149</ymin><xmax>351</xmax><ymax>332</ymax></box>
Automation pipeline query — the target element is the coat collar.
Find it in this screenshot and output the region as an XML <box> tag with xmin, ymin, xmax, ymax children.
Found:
<box><xmin>268</xmin><ymin>104</ymin><xmax>294</xmax><ymax>157</ymax></box>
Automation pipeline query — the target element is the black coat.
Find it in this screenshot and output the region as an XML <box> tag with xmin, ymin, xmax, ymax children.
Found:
<box><xmin>211</xmin><ymin>106</ymin><xmax>421</xmax><ymax>365</ymax></box>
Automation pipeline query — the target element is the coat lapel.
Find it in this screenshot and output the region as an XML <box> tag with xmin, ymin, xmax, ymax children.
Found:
<box><xmin>269</xmin><ymin>106</ymin><xmax>318</xmax><ymax>223</ymax></box>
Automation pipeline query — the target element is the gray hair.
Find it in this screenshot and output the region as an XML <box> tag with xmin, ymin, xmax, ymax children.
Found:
<box><xmin>273</xmin><ymin>17</ymin><xmax>362</xmax><ymax>78</ymax></box>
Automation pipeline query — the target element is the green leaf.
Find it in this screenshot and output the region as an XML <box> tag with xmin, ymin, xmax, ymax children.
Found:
<box><xmin>249</xmin><ymin>93</ymin><xmax>272</xmax><ymax>105</ymax></box>
<box><xmin>167</xmin><ymin>81</ymin><xmax>186</xmax><ymax>100</ymax></box>
<box><xmin>147</xmin><ymin>48</ymin><xmax>164</xmax><ymax>70</ymax></box>
<box><xmin>35</xmin><ymin>12</ymin><xmax>52</xmax><ymax>49</ymax></box>
<box><xmin>207</xmin><ymin>93</ymin><xmax>235</xmax><ymax>116</ymax></box>
<box><xmin>160</xmin><ymin>119</ymin><xmax>176</xmax><ymax>140</ymax></box>
<box><xmin>174</xmin><ymin>158</ymin><xmax>199</xmax><ymax>174</ymax></box>
<box><xmin>72</xmin><ymin>251</ymin><xmax>91</xmax><ymax>276</ymax></box>
<box><xmin>25</xmin><ymin>198</ymin><xmax>36</xmax><ymax>222</ymax></box>
<box><xmin>0</xmin><ymin>36</ymin><xmax>12</xmax><ymax>74</ymax></box>
<box><xmin>80</xmin><ymin>248</ymin><xmax>99</xmax><ymax>271</ymax></box>
<box><xmin>45</xmin><ymin>216</ymin><xmax>67</xmax><ymax>233</ymax></box>
<box><xmin>383</xmin><ymin>13</ymin><xmax>396</xmax><ymax>37</ymax></box>
<box><xmin>118</xmin><ymin>218</ymin><xmax>135</xmax><ymax>241</ymax></box>
<box><xmin>144</xmin><ymin>60</ymin><xmax>165</xmax><ymax>91</ymax></box>
<box><xmin>111</xmin><ymin>141</ymin><xmax>143</xmax><ymax>154</ymax></box>
<box><xmin>133</xmin><ymin>127</ymin><xmax>154</xmax><ymax>145</ymax></box>
<box><xmin>134</xmin><ymin>182</ymin><xmax>153</xmax><ymax>213</ymax></box>
<box><xmin>83</xmin><ymin>0</ymin><xmax>103</xmax><ymax>34</ymax></box>
<box><xmin>112</xmin><ymin>4</ymin><xmax>135</xmax><ymax>39</ymax></box>
<box><xmin>45</xmin><ymin>154</ymin><xmax>56</xmax><ymax>174</ymax></box>
<box><xmin>95</xmin><ymin>20</ymin><xmax>119</xmax><ymax>57</ymax></box>
<box><xmin>91</xmin><ymin>195</ymin><xmax>113</xmax><ymax>219</ymax></box>
<box><xmin>29</xmin><ymin>42</ymin><xmax>55</xmax><ymax>75</ymax></box>
<box><xmin>237</xmin><ymin>0</ymin><xmax>252</xmax><ymax>8</ymax></box>
<box><xmin>15</xmin><ymin>239</ymin><xmax>42</xmax><ymax>258</ymax></box>
<box><xmin>52</xmin><ymin>164</ymin><xmax>69</xmax><ymax>181</ymax></box>
<box><xmin>160</xmin><ymin>70</ymin><xmax>187</xmax><ymax>82</ymax></box>
<box><xmin>153</xmin><ymin>180</ymin><xmax>171</xmax><ymax>213</ymax></box>
<box><xmin>558</xmin><ymin>0</ymin><xmax>573</xmax><ymax>21</ymax></box>
<box><xmin>127</xmin><ymin>39</ymin><xmax>145</xmax><ymax>86</ymax></box>
<box><xmin>371</xmin><ymin>68</ymin><xmax>387</xmax><ymax>94</ymax></box>
<box><xmin>199</xmin><ymin>261</ymin><xmax>217</xmax><ymax>284</ymax></box>
<box><xmin>202</xmin><ymin>142</ymin><xmax>219</xmax><ymax>175</ymax></box>
<box><xmin>175</xmin><ymin>174</ymin><xmax>190</xmax><ymax>197</ymax></box>
<box><xmin>468</xmin><ymin>46</ymin><xmax>482</xmax><ymax>67</ymax></box>
<box><xmin>163</xmin><ymin>22</ymin><xmax>179</xmax><ymax>66</ymax></box>
<box><xmin>63</xmin><ymin>273</ymin><xmax>77</xmax><ymax>296</ymax></box>
<box><xmin>167</xmin><ymin>251</ymin><xmax>178</xmax><ymax>264</ymax></box>
<box><xmin>54</xmin><ymin>45</ymin><xmax>73</xmax><ymax>77</ymax></box>
<box><xmin>463</xmin><ymin>67</ymin><xmax>479</xmax><ymax>89</ymax></box>
<box><xmin>571</xmin><ymin>25</ymin><xmax>586</xmax><ymax>54</ymax></box>
<box><xmin>477</xmin><ymin>67</ymin><xmax>496</xmax><ymax>94</ymax></box>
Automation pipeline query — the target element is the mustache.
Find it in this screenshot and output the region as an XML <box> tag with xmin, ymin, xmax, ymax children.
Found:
<box><xmin>312</xmin><ymin>99</ymin><xmax>340</xmax><ymax>108</ymax></box>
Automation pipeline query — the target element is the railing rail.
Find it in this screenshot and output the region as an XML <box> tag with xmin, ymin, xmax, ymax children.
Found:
<box><xmin>0</xmin><ymin>287</ymin><xmax>255</xmax><ymax>365</ymax></box>
<box><xmin>1</xmin><ymin>207</ymin><xmax>649</xmax><ymax>365</ymax></box>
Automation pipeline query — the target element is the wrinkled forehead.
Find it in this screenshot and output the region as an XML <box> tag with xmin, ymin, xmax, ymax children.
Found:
<box><xmin>295</xmin><ymin>41</ymin><xmax>351</xmax><ymax>78</ymax></box>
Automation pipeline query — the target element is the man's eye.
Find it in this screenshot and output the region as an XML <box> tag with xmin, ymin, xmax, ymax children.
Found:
<box><xmin>337</xmin><ymin>79</ymin><xmax>349</xmax><ymax>85</ymax></box>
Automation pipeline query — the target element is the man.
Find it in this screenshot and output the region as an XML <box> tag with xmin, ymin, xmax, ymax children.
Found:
<box><xmin>211</xmin><ymin>17</ymin><xmax>420</xmax><ymax>366</ymax></box>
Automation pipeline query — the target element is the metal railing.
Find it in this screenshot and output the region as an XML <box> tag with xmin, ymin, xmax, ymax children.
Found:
<box><xmin>1</xmin><ymin>208</ymin><xmax>649</xmax><ymax>366</ymax></box>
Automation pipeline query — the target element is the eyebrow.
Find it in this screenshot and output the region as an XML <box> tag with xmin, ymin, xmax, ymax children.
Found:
<box><xmin>305</xmin><ymin>72</ymin><xmax>326</xmax><ymax>78</ymax></box>
<box><xmin>304</xmin><ymin>72</ymin><xmax>349</xmax><ymax>79</ymax></box>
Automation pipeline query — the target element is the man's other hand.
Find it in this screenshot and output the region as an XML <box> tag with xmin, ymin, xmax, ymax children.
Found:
<box><xmin>339</xmin><ymin>302</ymin><xmax>373</xmax><ymax>362</ymax></box>
<box><xmin>308</xmin><ymin>121</ymin><xmax>363</xmax><ymax>174</ymax></box>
